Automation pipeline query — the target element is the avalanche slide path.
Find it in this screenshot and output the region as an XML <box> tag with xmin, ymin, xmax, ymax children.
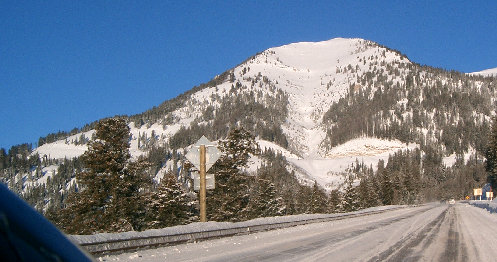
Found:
<box><xmin>100</xmin><ymin>203</ymin><xmax>497</xmax><ymax>261</ymax></box>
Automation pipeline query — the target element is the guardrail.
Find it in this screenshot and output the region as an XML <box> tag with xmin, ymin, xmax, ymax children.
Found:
<box><xmin>69</xmin><ymin>205</ymin><xmax>408</xmax><ymax>256</ymax></box>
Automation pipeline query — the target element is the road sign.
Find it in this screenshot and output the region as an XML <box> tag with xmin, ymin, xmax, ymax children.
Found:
<box><xmin>185</xmin><ymin>136</ymin><xmax>222</xmax><ymax>222</ymax></box>
<box><xmin>474</xmin><ymin>188</ymin><xmax>483</xmax><ymax>201</ymax></box>
<box><xmin>486</xmin><ymin>191</ymin><xmax>493</xmax><ymax>201</ymax></box>
<box><xmin>185</xmin><ymin>136</ymin><xmax>221</xmax><ymax>172</ymax></box>
<box><xmin>193</xmin><ymin>172</ymin><xmax>215</xmax><ymax>190</ymax></box>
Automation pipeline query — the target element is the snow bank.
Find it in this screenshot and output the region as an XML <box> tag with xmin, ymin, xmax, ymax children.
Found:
<box><xmin>469</xmin><ymin>200</ymin><xmax>497</xmax><ymax>214</ymax></box>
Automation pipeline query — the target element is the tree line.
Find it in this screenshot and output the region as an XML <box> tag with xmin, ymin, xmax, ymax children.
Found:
<box><xmin>45</xmin><ymin>118</ymin><xmax>365</xmax><ymax>234</ymax></box>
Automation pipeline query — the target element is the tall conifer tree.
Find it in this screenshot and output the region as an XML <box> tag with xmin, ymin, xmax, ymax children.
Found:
<box><xmin>59</xmin><ymin>117</ymin><xmax>149</xmax><ymax>234</ymax></box>
<box><xmin>207</xmin><ymin>127</ymin><xmax>258</xmax><ymax>221</ymax></box>
<box><xmin>147</xmin><ymin>172</ymin><xmax>195</xmax><ymax>228</ymax></box>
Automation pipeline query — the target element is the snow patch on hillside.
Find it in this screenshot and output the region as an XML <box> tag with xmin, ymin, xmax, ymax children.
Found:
<box><xmin>35</xmin><ymin>141</ymin><xmax>88</xmax><ymax>160</ymax></box>
<box><xmin>153</xmin><ymin>163</ymin><xmax>174</xmax><ymax>185</ymax></box>
<box><xmin>442</xmin><ymin>148</ymin><xmax>477</xmax><ymax>167</ymax></box>
<box><xmin>326</xmin><ymin>137</ymin><xmax>414</xmax><ymax>157</ymax></box>
<box><xmin>298</xmin><ymin>138</ymin><xmax>416</xmax><ymax>191</ymax></box>
<box><xmin>32</xmin><ymin>120</ymin><xmax>194</xmax><ymax>161</ymax></box>
<box><xmin>469</xmin><ymin>67</ymin><xmax>497</xmax><ymax>77</ymax></box>
<box><xmin>36</xmin><ymin>165</ymin><xmax>58</xmax><ymax>185</ymax></box>
<box><xmin>243</xmin><ymin>155</ymin><xmax>264</xmax><ymax>174</ymax></box>
<box><xmin>256</xmin><ymin>137</ymin><xmax>418</xmax><ymax>191</ymax></box>
<box><xmin>20</xmin><ymin>165</ymin><xmax>59</xmax><ymax>191</ymax></box>
<box><xmin>257</xmin><ymin>140</ymin><xmax>300</xmax><ymax>159</ymax></box>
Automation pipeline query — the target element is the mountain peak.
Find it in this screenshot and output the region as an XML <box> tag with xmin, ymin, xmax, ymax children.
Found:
<box><xmin>265</xmin><ymin>38</ymin><xmax>409</xmax><ymax>71</ymax></box>
<box><xmin>469</xmin><ymin>67</ymin><xmax>497</xmax><ymax>77</ymax></box>
<box><xmin>237</xmin><ymin>38</ymin><xmax>412</xmax><ymax>157</ymax></box>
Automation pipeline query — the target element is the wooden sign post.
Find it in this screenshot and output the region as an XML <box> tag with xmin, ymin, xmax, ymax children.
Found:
<box><xmin>185</xmin><ymin>136</ymin><xmax>221</xmax><ymax>222</ymax></box>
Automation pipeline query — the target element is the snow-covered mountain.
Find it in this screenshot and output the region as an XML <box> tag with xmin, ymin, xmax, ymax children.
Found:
<box><xmin>470</xmin><ymin>67</ymin><xmax>497</xmax><ymax>77</ymax></box>
<box><xmin>4</xmin><ymin>38</ymin><xmax>497</xmax><ymax>210</ymax></box>
<box><xmin>240</xmin><ymin>38</ymin><xmax>410</xmax><ymax>157</ymax></box>
<box><xmin>31</xmin><ymin>38</ymin><xmax>416</xmax><ymax>189</ymax></box>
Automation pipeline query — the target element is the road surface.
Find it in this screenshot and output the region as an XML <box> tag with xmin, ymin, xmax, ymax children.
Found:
<box><xmin>100</xmin><ymin>203</ymin><xmax>497</xmax><ymax>261</ymax></box>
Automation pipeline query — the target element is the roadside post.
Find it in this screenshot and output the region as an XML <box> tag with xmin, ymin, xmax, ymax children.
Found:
<box><xmin>185</xmin><ymin>136</ymin><xmax>221</xmax><ymax>222</ymax></box>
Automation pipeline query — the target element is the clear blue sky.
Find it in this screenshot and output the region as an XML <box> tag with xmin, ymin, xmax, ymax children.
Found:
<box><xmin>1</xmin><ymin>1</ymin><xmax>496</xmax><ymax>150</ymax></box>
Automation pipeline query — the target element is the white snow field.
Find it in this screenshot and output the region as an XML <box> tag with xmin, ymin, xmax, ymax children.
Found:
<box><xmin>469</xmin><ymin>67</ymin><xmax>497</xmax><ymax>77</ymax></box>
<box><xmin>99</xmin><ymin>203</ymin><xmax>497</xmax><ymax>262</ymax></box>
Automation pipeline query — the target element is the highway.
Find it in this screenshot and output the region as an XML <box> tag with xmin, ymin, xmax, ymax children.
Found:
<box><xmin>101</xmin><ymin>203</ymin><xmax>497</xmax><ymax>262</ymax></box>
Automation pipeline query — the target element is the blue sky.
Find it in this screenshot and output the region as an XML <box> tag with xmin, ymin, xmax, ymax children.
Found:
<box><xmin>1</xmin><ymin>1</ymin><xmax>496</xmax><ymax>150</ymax></box>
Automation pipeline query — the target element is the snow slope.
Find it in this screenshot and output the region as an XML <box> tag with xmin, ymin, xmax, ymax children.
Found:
<box><xmin>469</xmin><ymin>67</ymin><xmax>497</xmax><ymax>77</ymax></box>
<box><xmin>34</xmin><ymin>131</ymin><xmax>94</xmax><ymax>159</ymax></box>
<box><xmin>256</xmin><ymin>137</ymin><xmax>416</xmax><ymax>190</ymax></box>
<box><xmin>244</xmin><ymin>38</ymin><xmax>410</xmax><ymax>157</ymax></box>
<box><xmin>288</xmin><ymin>138</ymin><xmax>417</xmax><ymax>190</ymax></box>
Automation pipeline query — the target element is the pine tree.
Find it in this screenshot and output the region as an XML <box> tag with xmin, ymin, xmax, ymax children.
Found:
<box><xmin>0</xmin><ymin>148</ymin><xmax>7</xmax><ymax>170</ymax></box>
<box><xmin>207</xmin><ymin>127</ymin><xmax>258</xmax><ymax>222</ymax></box>
<box><xmin>244</xmin><ymin>178</ymin><xmax>285</xmax><ymax>219</ymax></box>
<box><xmin>327</xmin><ymin>189</ymin><xmax>343</xmax><ymax>213</ymax></box>
<box><xmin>379</xmin><ymin>167</ymin><xmax>395</xmax><ymax>205</ymax></box>
<box><xmin>208</xmin><ymin>166</ymin><xmax>252</xmax><ymax>221</ymax></box>
<box><xmin>309</xmin><ymin>181</ymin><xmax>328</xmax><ymax>213</ymax></box>
<box><xmin>342</xmin><ymin>175</ymin><xmax>360</xmax><ymax>212</ymax></box>
<box><xmin>217</xmin><ymin>126</ymin><xmax>259</xmax><ymax>170</ymax></box>
<box><xmin>357</xmin><ymin>176</ymin><xmax>381</xmax><ymax>209</ymax></box>
<box><xmin>294</xmin><ymin>185</ymin><xmax>313</xmax><ymax>214</ymax></box>
<box><xmin>147</xmin><ymin>173</ymin><xmax>195</xmax><ymax>228</ymax></box>
<box><xmin>402</xmin><ymin>166</ymin><xmax>420</xmax><ymax>205</ymax></box>
<box><xmin>357</xmin><ymin>178</ymin><xmax>370</xmax><ymax>209</ymax></box>
<box><xmin>59</xmin><ymin>117</ymin><xmax>149</xmax><ymax>234</ymax></box>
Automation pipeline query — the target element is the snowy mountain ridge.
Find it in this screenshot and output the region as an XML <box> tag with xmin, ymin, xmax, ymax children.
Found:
<box><xmin>470</xmin><ymin>67</ymin><xmax>497</xmax><ymax>77</ymax></box>
<box><xmin>247</xmin><ymin>38</ymin><xmax>411</xmax><ymax>157</ymax></box>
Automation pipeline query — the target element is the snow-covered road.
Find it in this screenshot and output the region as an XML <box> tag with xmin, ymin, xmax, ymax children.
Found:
<box><xmin>100</xmin><ymin>203</ymin><xmax>497</xmax><ymax>261</ymax></box>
